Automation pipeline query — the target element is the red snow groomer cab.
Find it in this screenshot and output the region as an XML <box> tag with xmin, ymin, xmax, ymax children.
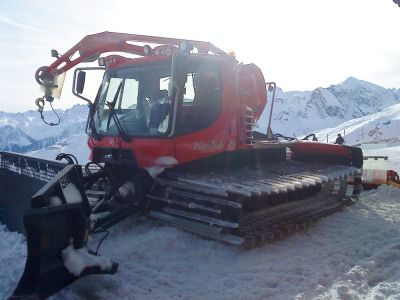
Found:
<box><xmin>7</xmin><ymin>32</ymin><xmax>363</xmax><ymax>298</ymax></box>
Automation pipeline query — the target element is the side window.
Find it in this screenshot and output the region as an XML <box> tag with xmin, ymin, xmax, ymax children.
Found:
<box><xmin>183</xmin><ymin>74</ymin><xmax>195</xmax><ymax>104</ymax></box>
<box><xmin>177</xmin><ymin>65</ymin><xmax>222</xmax><ymax>135</ymax></box>
<box><xmin>120</xmin><ymin>79</ymin><xmax>139</xmax><ymax>109</ymax></box>
<box><xmin>160</xmin><ymin>76</ymin><xmax>171</xmax><ymax>92</ymax></box>
<box><xmin>105</xmin><ymin>77</ymin><xmax>123</xmax><ymax>103</ymax></box>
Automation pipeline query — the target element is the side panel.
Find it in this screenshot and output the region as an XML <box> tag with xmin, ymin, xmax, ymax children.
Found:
<box><xmin>173</xmin><ymin>125</ymin><xmax>233</xmax><ymax>163</ymax></box>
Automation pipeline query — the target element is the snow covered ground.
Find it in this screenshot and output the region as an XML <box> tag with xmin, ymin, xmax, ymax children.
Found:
<box><xmin>316</xmin><ymin>103</ymin><xmax>400</xmax><ymax>146</ymax></box>
<box><xmin>0</xmin><ymin>225</ymin><xmax>26</xmax><ymax>298</ymax></box>
<box><xmin>58</xmin><ymin>186</ymin><xmax>400</xmax><ymax>300</ymax></box>
<box><xmin>1</xmin><ymin>165</ymin><xmax>400</xmax><ymax>299</ymax></box>
<box><xmin>2</xmin><ymin>186</ymin><xmax>400</xmax><ymax>299</ymax></box>
<box><xmin>27</xmin><ymin>134</ymin><xmax>90</xmax><ymax>164</ymax></box>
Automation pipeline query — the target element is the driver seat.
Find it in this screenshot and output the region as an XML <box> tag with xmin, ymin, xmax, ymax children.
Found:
<box><xmin>148</xmin><ymin>90</ymin><xmax>169</xmax><ymax>132</ymax></box>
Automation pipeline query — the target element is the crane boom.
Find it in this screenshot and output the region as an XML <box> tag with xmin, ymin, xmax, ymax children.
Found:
<box><xmin>37</xmin><ymin>31</ymin><xmax>225</xmax><ymax>82</ymax></box>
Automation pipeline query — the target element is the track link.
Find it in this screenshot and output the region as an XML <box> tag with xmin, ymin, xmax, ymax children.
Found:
<box><xmin>148</xmin><ymin>161</ymin><xmax>360</xmax><ymax>247</ymax></box>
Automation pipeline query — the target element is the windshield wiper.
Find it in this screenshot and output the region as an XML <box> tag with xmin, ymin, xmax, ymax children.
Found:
<box><xmin>106</xmin><ymin>81</ymin><xmax>131</xmax><ymax>142</ymax></box>
<box><xmin>106</xmin><ymin>81</ymin><xmax>122</xmax><ymax>130</ymax></box>
<box><xmin>106</xmin><ymin>103</ymin><xmax>131</xmax><ymax>142</ymax></box>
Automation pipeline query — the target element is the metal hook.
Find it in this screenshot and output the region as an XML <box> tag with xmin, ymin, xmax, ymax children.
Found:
<box><xmin>35</xmin><ymin>98</ymin><xmax>45</xmax><ymax>113</ymax></box>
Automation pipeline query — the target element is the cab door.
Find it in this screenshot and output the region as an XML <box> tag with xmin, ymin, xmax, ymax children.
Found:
<box><xmin>171</xmin><ymin>54</ymin><xmax>234</xmax><ymax>164</ymax></box>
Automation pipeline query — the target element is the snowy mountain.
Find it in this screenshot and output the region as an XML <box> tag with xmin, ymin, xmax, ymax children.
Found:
<box><xmin>0</xmin><ymin>104</ymin><xmax>88</xmax><ymax>153</ymax></box>
<box><xmin>257</xmin><ymin>77</ymin><xmax>400</xmax><ymax>137</ymax></box>
<box><xmin>316</xmin><ymin>102</ymin><xmax>400</xmax><ymax>146</ymax></box>
<box><xmin>0</xmin><ymin>104</ymin><xmax>88</xmax><ymax>140</ymax></box>
<box><xmin>0</xmin><ymin>125</ymin><xmax>36</xmax><ymax>152</ymax></box>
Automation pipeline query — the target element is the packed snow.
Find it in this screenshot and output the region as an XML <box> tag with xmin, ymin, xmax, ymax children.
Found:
<box><xmin>118</xmin><ymin>181</ymin><xmax>136</xmax><ymax>198</ymax></box>
<box><xmin>62</xmin><ymin>182</ymin><xmax>83</xmax><ymax>204</ymax></box>
<box><xmin>1</xmin><ymin>162</ymin><xmax>400</xmax><ymax>299</ymax></box>
<box><xmin>145</xmin><ymin>156</ymin><xmax>179</xmax><ymax>178</ymax></box>
<box><xmin>0</xmin><ymin>225</ymin><xmax>26</xmax><ymax>298</ymax></box>
<box><xmin>61</xmin><ymin>244</ymin><xmax>113</xmax><ymax>277</ymax></box>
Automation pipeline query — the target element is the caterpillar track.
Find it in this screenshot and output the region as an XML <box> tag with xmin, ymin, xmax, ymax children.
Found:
<box><xmin>148</xmin><ymin>161</ymin><xmax>361</xmax><ymax>247</ymax></box>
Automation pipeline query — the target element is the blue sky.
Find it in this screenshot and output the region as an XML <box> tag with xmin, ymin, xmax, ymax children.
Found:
<box><xmin>0</xmin><ymin>0</ymin><xmax>399</xmax><ymax>112</ymax></box>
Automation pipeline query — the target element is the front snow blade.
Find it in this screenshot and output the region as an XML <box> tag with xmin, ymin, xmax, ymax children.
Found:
<box><xmin>0</xmin><ymin>152</ymin><xmax>67</xmax><ymax>233</ymax></box>
<box><xmin>10</xmin><ymin>165</ymin><xmax>118</xmax><ymax>299</ymax></box>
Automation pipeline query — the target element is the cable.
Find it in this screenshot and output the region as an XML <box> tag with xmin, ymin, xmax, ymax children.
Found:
<box><xmin>36</xmin><ymin>97</ymin><xmax>61</xmax><ymax>126</ymax></box>
<box><xmin>56</xmin><ymin>153</ymin><xmax>79</xmax><ymax>165</ymax></box>
<box><xmin>85</xmin><ymin>161</ymin><xmax>104</xmax><ymax>174</ymax></box>
<box><xmin>91</xmin><ymin>230</ymin><xmax>110</xmax><ymax>256</ymax></box>
<box><xmin>273</xmin><ymin>133</ymin><xmax>297</xmax><ymax>141</ymax></box>
<box><xmin>302</xmin><ymin>133</ymin><xmax>318</xmax><ymax>141</ymax></box>
<box><xmin>273</xmin><ymin>133</ymin><xmax>318</xmax><ymax>142</ymax></box>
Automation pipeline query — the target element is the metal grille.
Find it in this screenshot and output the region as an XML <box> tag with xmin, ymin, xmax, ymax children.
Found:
<box><xmin>0</xmin><ymin>152</ymin><xmax>66</xmax><ymax>182</ymax></box>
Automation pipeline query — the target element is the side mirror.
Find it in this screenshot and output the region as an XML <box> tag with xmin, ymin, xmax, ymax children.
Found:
<box><xmin>76</xmin><ymin>71</ymin><xmax>86</xmax><ymax>94</ymax></box>
<box><xmin>72</xmin><ymin>67</ymin><xmax>104</xmax><ymax>105</ymax></box>
<box><xmin>51</xmin><ymin>49</ymin><xmax>60</xmax><ymax>58</ymax></box>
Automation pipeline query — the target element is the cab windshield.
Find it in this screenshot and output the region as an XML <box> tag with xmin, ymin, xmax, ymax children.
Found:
<box><xmin>93</xmin><ymin>62</ymin><xmax>172</xmax><ymax>137</ymax></box>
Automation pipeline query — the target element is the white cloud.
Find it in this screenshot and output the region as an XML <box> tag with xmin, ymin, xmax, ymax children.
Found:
<box><xmin>0</xmin><ymin>16</ymin><xmax>46</xmax><ymax>33</ymax></box>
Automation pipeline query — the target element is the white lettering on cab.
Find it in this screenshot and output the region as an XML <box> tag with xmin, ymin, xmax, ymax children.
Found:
<box><xmin>192</xmin><ymin>140</ymin><xmax>225</xmax><ymax>152</ymax></box>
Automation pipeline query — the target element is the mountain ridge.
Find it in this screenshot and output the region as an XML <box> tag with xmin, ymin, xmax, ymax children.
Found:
<box><xmin>1</xmin><ymin>77</ymin><xmax>399</xmax><ymax>154</ymax></box>
<box><xmin>257</xmin><ymin>76</ymin><xmax>400</xmax><ymax>136</ymax></box>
